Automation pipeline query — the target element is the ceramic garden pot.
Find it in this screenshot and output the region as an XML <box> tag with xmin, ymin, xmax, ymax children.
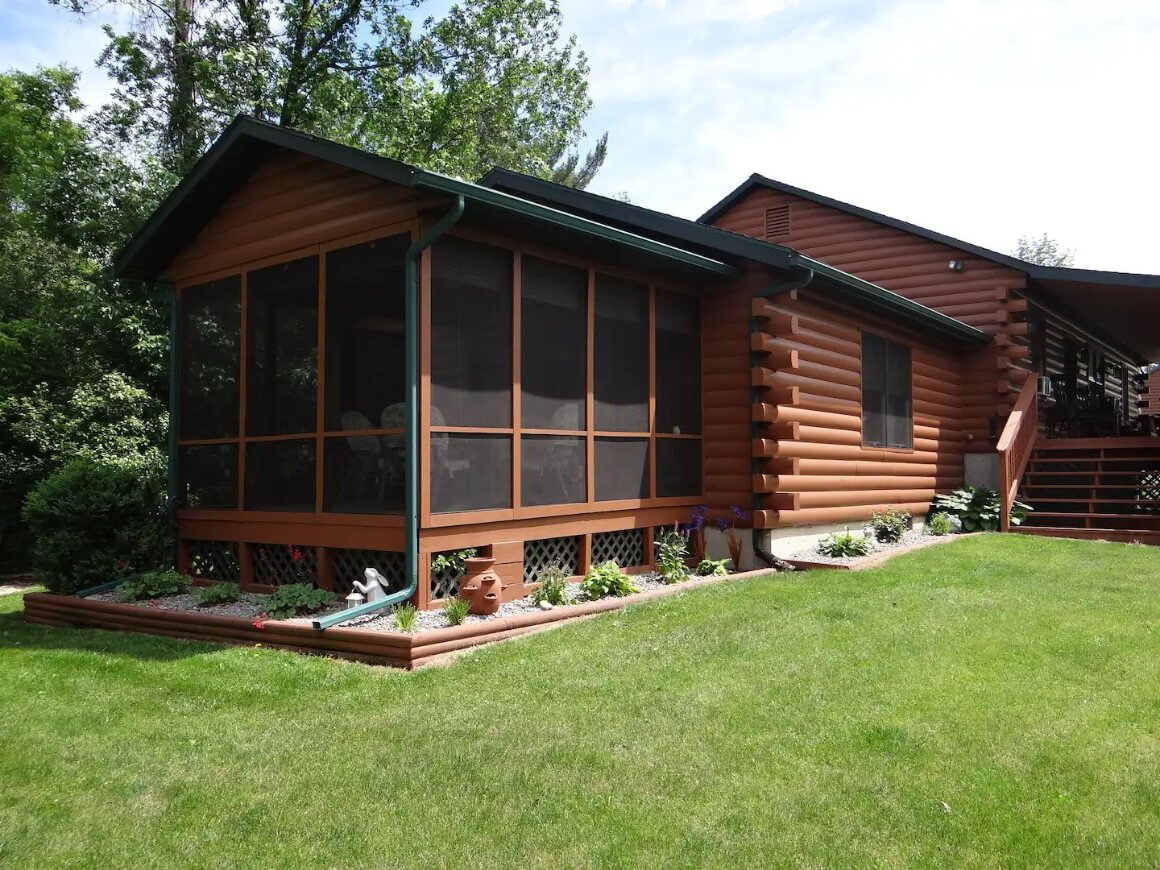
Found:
<box><xmin>460</xmin><ymin>556</ymin><xmax>502</xmax><ymax>615</ymax></box>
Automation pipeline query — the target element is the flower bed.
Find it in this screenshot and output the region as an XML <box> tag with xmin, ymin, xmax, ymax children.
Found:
<box><xmin>23</xmin><ymin>568</ymin><xmax>779</xmax><ymax>668</ymax></box>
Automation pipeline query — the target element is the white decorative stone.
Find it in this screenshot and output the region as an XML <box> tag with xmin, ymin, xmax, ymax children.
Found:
<box><xmin>538</xmin><ymin>600</ymin><xmax>554</xmax><ymax>611</ymax></box>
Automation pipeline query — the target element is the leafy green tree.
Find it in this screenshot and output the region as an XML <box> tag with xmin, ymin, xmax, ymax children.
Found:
<box><xmin>1014</xmin><ymin>233</ymin><xmax>1075</xmax><ymax>267</ymax></box>
<box><xmin>67</xmin><ymin>0</ymin><xmax>607</xmax><ymax>183</ymax></box>
<box><xmin>0</xmin><ymin>68</ymin><xmax>168</xmax><ymax>569</ymax></box>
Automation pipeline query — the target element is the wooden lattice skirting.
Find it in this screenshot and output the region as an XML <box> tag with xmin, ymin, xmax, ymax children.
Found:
<box><xmin>23</xmin><ymin>569</ymin><xmax>776</xmax><ymax>669</ymax></box>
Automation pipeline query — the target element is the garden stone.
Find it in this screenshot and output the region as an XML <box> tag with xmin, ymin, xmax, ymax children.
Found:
<box><xmin>538</xmin><ymin>600</ymin><xmax>554</xmax><ymax>610</ymax></box>
<box><xmin>948</xmin><ymin>515</ymin><xmax>963</xmax><ymax>533</ymax></box>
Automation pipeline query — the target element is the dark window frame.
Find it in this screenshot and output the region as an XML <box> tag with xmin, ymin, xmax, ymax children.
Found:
<box><xmin>861</xmin><ymin>331</ymin><xmax>913</xmax><ymax>450</ymax></box>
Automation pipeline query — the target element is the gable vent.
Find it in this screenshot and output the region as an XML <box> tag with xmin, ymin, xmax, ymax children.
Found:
<box><xmin>764</xmin><ymin>204</ymin><xmax>791</xmax><ymax>239</ymax></box>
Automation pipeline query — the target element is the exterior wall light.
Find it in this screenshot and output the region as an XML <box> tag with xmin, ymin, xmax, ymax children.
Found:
<box><xmin>948</xmin><ymin>260</ymin><xmax>965</xmax><ymax>272</ymax></box>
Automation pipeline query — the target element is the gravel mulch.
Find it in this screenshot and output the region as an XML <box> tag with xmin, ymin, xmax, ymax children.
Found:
<box><xmin>787</xmin><ymin>528</ymin><xmax>928</xmax><ymax>565</ymax></box>
<box><xmin>85</xmin><ymin>572</ymin><xmax>682</xmax><ymax>635</ymax></box>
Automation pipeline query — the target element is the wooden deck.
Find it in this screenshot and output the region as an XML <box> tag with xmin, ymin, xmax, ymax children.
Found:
<box><xmin>1014</xmin><ymin>436</ymin><xmax>1160</xmax><ymax>544</ymax></box>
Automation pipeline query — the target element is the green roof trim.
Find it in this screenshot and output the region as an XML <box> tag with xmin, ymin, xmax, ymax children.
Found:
<box><xmin>113</xmin><ymin>116</ymin><xmax>736</xmax><ymax>282</ymax></box>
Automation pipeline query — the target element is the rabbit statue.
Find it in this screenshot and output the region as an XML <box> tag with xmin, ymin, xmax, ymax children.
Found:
<box><xmin>351</xmin><ymin>567</ymin><xmax>392</xmax><ymax>603</ymax></box>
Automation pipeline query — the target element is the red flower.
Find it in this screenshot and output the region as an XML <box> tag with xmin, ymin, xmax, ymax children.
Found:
<box><xmin>251</xmin><ymin>613</ymin><xmax>267</xmax><ymax>630</ymax></box>
<box><xmin>290</xmin><ymin>546</ymin><xmax>303</xmax><ymax>563</ymax></box>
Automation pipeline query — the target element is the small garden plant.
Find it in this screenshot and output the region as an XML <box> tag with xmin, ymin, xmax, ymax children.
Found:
<box><xmin>870</xmin><ymin>506</ymin><xmax>911</xmax><ymax>543</ymax></box>
<box><xmin>431</xmin><ymin>548</ymin><xmax>478</xmax><ymax>578</ymax></box>
<box><xmin>696</xmin><ymin>558</ymin><xmax>729</xmax><ymax>577</ymax></box>
<box><xmin>443</xmin><ymin>597</ymin><xmax>470</xmax><ymax>626</ymax></box>
<box><xmin>532</xmin><ymin>564</ymin><xmax>570</xmax><ymax>606</ymax></box>
<box><xmin>393</xmin><ymin>603</ymin><xmax>418</xmax><ymax>632</ymax></box>
<box><xmin>263</xmin><ymin>583</ymin><xmax>336</xmax><ymax>619</ymax></box>
<box><xmin>932</xmin><ymin>486</ymin><xmax>1032</xmax><ymax>531</ymax></box>
<box><xmin>114</xmin><ymin>570</ymin><xmax>188</xmax><ymax>602</ymax></box>
<box><xmin>581</xmin><ymin>561</ymin><xmax>638</xmax><ymax>599</ymax></box>
<box><xmin>926</xmin><ymin>512</ymin><xmax>953</xmax><ymax>536</ymax></box>
<box><xmin>654</xmin><ymin>525</ymin><xmax>690</xmax><ymax>585</ymax></box>
<box><xmin>195</xmin><ymin>582</ymin><xmax>241</xmax><ymax>607</ymax></box>
<box><xmin>818</xmin><ymin>530</ymin><xmax>871</xmax><ymax>558</ymax></box>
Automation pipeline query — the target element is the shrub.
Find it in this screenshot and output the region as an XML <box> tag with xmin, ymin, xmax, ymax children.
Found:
<box><xmin>870</xmin><ymin>506</ymin><xmax>910</xmax><ymax>543</ymax></box>
<box><xmin>443</xmin><ymin>597</ymin><xmax>470</xmax><ymax>626</ymax></box>
<box><xmin>393</xmin><ymin>603</ymin><xmax>418</xmax><ymax>632</ymax></box>
<box><xmin>654</xmin><ymin>526</ymin><xmax>690</xmax><ymax>584</ymax></box>
<box><xmin>532</xmin><ymin>564</ymin><xmax>570</xmax><ymax>606</ymax></box>
<box><xmin>696</xmin><ymin>558</ymin><xmax>729</xmax><ymax>577</ymax></box>
<box><xmin>114</xmin><ymin>570</ymin><xmax>188</xmax><ymax>602</ymax></box>
<box><xmin>431</xmin><ymin>548</ymin><xmax>477</xmax><ymax>582</ymax></box>
<box><xmin>21</xmin><ymin>456</ymin><xmax>168</xmax><ymax>594</ymax></box>
<box><xmin>196</xmin><ymin>582</ymin><xmax>241</xmax><ymax>606</ymax></box>
<box><xmin>818</xmin><ymin>530</ymin><xmax>871</xmax><ymax>558</ymax></box>
<box><xmin>580</xmin><ymin>561</ymin><xmax>638</xmax><ymax>599</ymax></box>
<box><xmin>932</xmin><ymin>486</ymin><xmax>1032</xmax><ymax>532</ymax></box>
<box><xmin>263</xmin><ymin>583</ymin><xmax>336</xmax><ymax>620</ymax></box>
<box><xmin>926</xmin><ymin>512</ymin><xmax>953</xmax><ymax>537</ymax></box>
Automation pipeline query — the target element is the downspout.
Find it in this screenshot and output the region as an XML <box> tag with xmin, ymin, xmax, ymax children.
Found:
<box><xmin>313</xmin><ymin>194</ymin><xmax>465</xmax><ymax>630</ymax></box>
<box><xmin>750</xmin><ymin>267</ymin><xmax>814</xmax><ymax>569</ymax></box>
<box><xmin>168</xmin><ymin>287</ymin><xmax>179</xmax><ymax>570</ymax></box>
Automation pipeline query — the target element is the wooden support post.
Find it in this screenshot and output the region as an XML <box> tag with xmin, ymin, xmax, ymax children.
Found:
<box><xmin>239</xmin><ymin>541</ymin><xmax>254</xmax><ymax>592</ymax></box>
<box><xmin>316</xmin><ymin>546</ymin><xmax>333</xmax><ymax>591</ymax></box>
<box><xmin>577</xmin><ymin>533</ymin><xmax>592</xmax><ymax>577</ymax></box>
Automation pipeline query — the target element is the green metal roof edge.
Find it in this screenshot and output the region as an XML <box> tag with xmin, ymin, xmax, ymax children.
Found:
<box><xmin>113</xmin><ymin>115</ymin><xmax>737</xmax><ymax>281</ymax></box>
<box><xmin>414</xmin><ymin>171</ymin><xmax>738</xmax><ymax>277</ymax></box>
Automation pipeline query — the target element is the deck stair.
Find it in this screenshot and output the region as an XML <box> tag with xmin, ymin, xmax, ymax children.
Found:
<box><xmin>1015</xmin><ymin>437</ymin><xmax>1160</xmax><ymax>544</ymax></box>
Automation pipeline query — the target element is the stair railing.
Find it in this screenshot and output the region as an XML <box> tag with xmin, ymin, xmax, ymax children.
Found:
<box><xmin>997</xmin><ymin>375</ymin><xmax>1040</xmax><ymax>532</ymax></box>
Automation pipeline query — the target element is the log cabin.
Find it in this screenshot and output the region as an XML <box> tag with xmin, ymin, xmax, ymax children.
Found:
<box><xmin>113</xmin><ymin>117</ymin><xmax>1160</xmax><ymax>614</ymax></box>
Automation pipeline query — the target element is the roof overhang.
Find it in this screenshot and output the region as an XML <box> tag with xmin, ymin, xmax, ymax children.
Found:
<box><xmin>1030</xmin><ymin>275</ymin><xmax>1160</xmax><ymax>363</ymax></box>
<box><xmin>481</xmin><ymin>168</ymin><xmax>989</xmax><ymax>348</ymax></box>
<box><xmin>114</xmin><ymin>116</ymin><xmax>737</xmax><ymax>284</ymax></box>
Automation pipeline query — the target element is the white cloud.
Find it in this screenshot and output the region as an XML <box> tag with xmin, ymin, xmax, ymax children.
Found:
<box><xmin>565</xmin><ymin>0</ymin><xmax>1160</xmax><ymax>272</ymax></box>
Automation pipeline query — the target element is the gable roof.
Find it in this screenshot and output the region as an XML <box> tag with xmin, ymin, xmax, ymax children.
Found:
<box><xmin>114</xmin><ymin>116</ymin><xmax>737</xmax><ymax>284</ymax></box>
<box><xmin>479</xmin><ymin>168</ymin><xmax>988</xmax><ymax>346</ymax></box>
<box><xmin>699</xmin><ymin>174</ymin><xmax>1160</xmax><ymax>362</ymax></box>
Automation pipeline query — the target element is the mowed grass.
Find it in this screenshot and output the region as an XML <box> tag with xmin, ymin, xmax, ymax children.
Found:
<box><xmin>1</xmin><ymin>535</ymin><xmax>1158</xmax><ymax>868</ymax></box>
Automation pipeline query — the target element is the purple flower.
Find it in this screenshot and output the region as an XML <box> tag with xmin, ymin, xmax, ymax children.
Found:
<box><xmin>730</xmin><ymin>504</ymin><xmax>747</xmax><ymax>520</ymax></box>
<box><xmin>715</xmin><ymin>516</ymin><xmax>729</xmax><ymax>531</ymax></box>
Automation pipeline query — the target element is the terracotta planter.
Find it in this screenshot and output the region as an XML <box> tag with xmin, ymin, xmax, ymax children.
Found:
<box><xmin>459</xmin><ymin>556</ymin><xmax>502</xmax><ymax>615</ymax></box>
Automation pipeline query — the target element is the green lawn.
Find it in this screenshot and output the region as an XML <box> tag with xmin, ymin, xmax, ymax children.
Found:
<box><xmin>1</xmin><ymin>535</ymin><xmax>1158</xmax><ymax>868</ymax></box>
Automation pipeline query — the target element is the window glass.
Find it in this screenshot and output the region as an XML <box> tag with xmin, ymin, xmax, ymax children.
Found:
<box><xmin>594</xmin><ymin>274</ymin><xmax>648</xmax><ymax>432</ymax></box>
<box><xmin>324</xmin><ymin>235</ymin><xmax>408</xmax><ymax>432</ymax></box>
<box><xmin>244</xmin><ymin>439</ymin><xmax>316</xmax><ymax>511</ymax></box>
<box><xmin>521</xmin><ymin>256</ymin><xmax>586</xmax><ymax>430</ymax></box>
<box><xmin>177</xmin><ymin>444</ymin><xmax>238</xmax><ymax>509</ymax></box>
<box><xmin>246</xmin><ymin>256</ymin><xmax>318</xmax><ymax>436</ymax></box>
<box><xmin>594</xmin><ymin>437</ymin><xmax>649</xmax><ymax>501</ymax></box>
<box><xmin>655</xmin><ymin>289</ymin><xmax>701</xmax><ymax>435</ymax></box>
<box><xmin>180</xmin><ymin>276</ymin><xmax>240</xmax><ymax>440</ymax></box>
<box><xmin>655</xmin><ymin>438</ymin><xmax>701</xmax><ymax>497</ymax></box>
<box><xmin>430</xmin><ymin>237</ymin><xmax>512</xmax><ymax>427</ymax></box>
<box><xmin>430</xmin><ymin>433</ymin><xmax>511</xmax><ymax>513</ymax></box>
<box><xmin>861</xmin><ymin>332</ymin><xmax>912</xmax><ymax>449</ymax></box>
<box><xmin>521</xmin><ymin>435</ymin><xmax>586</xmax><ymax>506</ymax></box>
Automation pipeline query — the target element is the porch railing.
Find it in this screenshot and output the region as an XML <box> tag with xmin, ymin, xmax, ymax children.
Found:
<box><xmin>997</xmin><ymin>375</ymin><xmax>1039</xmax><ymax>532</ymax></box>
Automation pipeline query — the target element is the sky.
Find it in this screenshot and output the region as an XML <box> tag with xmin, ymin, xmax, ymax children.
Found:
<box><xmin>3</xmin><ymin>0</ymin><xmax>1160</xmax><ymax>272</ymax></box>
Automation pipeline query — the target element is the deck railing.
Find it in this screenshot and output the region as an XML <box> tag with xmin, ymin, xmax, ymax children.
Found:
<box><xmin>997</xmin><ymin>375</ymin><xmax>1040</xmax><ymax>532</ymax></box>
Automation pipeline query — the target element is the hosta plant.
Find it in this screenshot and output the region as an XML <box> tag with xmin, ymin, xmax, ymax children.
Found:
<box><xmin>931</xmin><ymin>486</ymin><xmax>1031</xmax><ymax>532</ymax></box>
<box><xmin>580</xmin><ymin>561</ymin><xmax>638</xmax><ymax>599</ymax></box>
<box><xmin>818</xmin><ymin>530</ymin><xmax>871</xmax><ymax>558</ymax></box>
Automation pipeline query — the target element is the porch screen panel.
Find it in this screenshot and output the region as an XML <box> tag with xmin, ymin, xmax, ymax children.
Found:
<box><xmin>244</xmin><ymin>439</ymin><xmax>316</xmax><ymax>511</ymax></box>
<box><xmin>594</xmin><ymin>437</ymin><xmax>649</xmax><ymax>501</ymax></box>
<box><xmin>177</xmin><ymin>444</ymin><xmax>238</xmax><ymax>509</ymax></box>
<box><xmin>430</xmin><ymin>433</ymin><xmax>512</xmax><ymax>513</ymax></box>
<box><xmin>246</xmin><ymin>256</ymin><xmax>319</xmax><ymax>436</ymax></box>
<box><xmin>594</xmin><ymin>275</ymin><xmax>649</xmax><ymax>432</ymax></box>
<box><xmin>655</xmin><ymin>290</ymin><xmax>701</xmax><ymax>435</ymax></box>
<box><xmin>521</xmin><ymin>435</ymin><xmax>586</xmax><ymax>506</ymax></box>
<box><xmin>655</xmin><ymin>438</ymin><xmax>701</xmax><ymax>498</ymax></box>
<box><xmin>521</xmin><ymin>256</ymin><xmax>586</xmax><ymax>430</ymax></box>
<box><xmin>179</xmin><ymin>276</ymin><xmax>240</xmax><ymax>440</ymax></box>
<box><xmin>430</xmin><ymin>237</ymin><xmax>512</xmax><ymax>427</ymax></box>
<box><xmin>324</xmin><ymin>234</ymin><xmax>408</xmax><ymax>432</ymax></box>
<box><xmin>323</xmin><ymin>435</ymin><xmax>403</xmax><ymax>514</ymax></box>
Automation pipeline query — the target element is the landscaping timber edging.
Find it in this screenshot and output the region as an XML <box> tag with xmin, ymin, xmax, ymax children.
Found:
<box><xmin>22</xmin><ymin>566</ymin><xmax>782</xmax><ymax>669</ymax></box>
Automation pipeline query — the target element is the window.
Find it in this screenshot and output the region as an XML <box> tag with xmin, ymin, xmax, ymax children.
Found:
<box><xmin>861</xmin><ymin>332</ymin><xmax>912</xmax><ymax>449</ymax></box>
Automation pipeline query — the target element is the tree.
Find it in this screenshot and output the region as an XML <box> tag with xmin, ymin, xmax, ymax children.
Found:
<box><xmin>62</xmin><ymin>0</ymin><xmax>607</xmax><ymax>184</ymax></box>
<box><xmin>0</xmin><ymin>68</ymin><xmax>168</xmax><ymax>569</ymax></box>
<box><xmin>1014</xmin><ymin>233</ymin><xmax>1075</xmax><ymax>267</ymax></box>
